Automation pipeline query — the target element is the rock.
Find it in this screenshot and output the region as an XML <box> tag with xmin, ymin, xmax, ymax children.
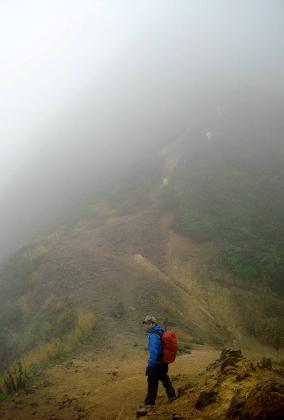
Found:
<box><xmin>64</xmin><ymin>361</ymin><xmax>74</xmax><ymax>369</ymax></box>
<box><xmin>42</xmin><ymin>380</ymin><xmax>51</xmax><ymax>387</ymax></box>
<box><xmin>207</xmin><ymin>349</ymin><xmax>243</xmax><ymax>372</ymax></box>
<box><xmin>257</xmin><ymin>357</ymin><xmax>272</xmax><ymax>370</ymax></box>
<box><xmin>81</xmin><ymin>391</ymin><xmax>92</xmax><ymax>396</ymax></box>
<box><xmin>25</xmin><ymin>387</ymin><xmax>36</xmax><ymax>394</ymax></box>
<box><xmin>75</xmin><ymin>406</ymin><xmax>85</xmax><ymax>412</ymax></box>
<box><xmin>76</xmin><ymin>414</ymin><xmax>87</xmax><ymax>420</ymax></box>
<box><xmin>221</xmin><ymin>356</ymin><xmax>241</xmax><ymax>373</ymax></box>
<box><xmin>244</xmin><ymin>378</ymin><xmax>284</xmax><ymax>419</ymax></box>
<box><xmin>273</xmin><ymin>367</ymin><xmax>284</xmax><ymax>377</ymax></box>
<box><xmin>220</xmin><ymin>349</ymin><xmax>242</xmax><ymax>360</ymax></box>
<box><xmin>171</xmin><ymin>374</ymin><xmax>188</xmax><ymax>382</ymax></box>
<box><xmin>235</xmin><ymin>372</ymin><xmax>248</xmax><ymax>381</ymax></box>
<box><xmin>226</xmin><ymin>394</ymin><xmax>246</xmax><ymax>418</ymax></box>
<box><xmin>178</xmin><ymin>383</ymin><xmax>192</xmax><ymax>397</ymax></box>
<box><xmin>226</xmin><ymin>378</ymin><xmax>284</xmax><ymax>419</ymax></box>
<box><xmin>195</xmin><ymin>388</ymin><xmax>218</xmax><ymax>409</ymax></box>
<box><xmin>58</xmin><ymin>397</ymin><xmax>73</xmax><ymax>409</ymax></box>
<box><xmin>235</xmin><ymin>367</ymin><xmax>250</xmax><ymax>381</ymax></box>
<box><xmin>250</xmin><ymin>362</ymin><xmax>256</xmax><ymax>371</ymax></box>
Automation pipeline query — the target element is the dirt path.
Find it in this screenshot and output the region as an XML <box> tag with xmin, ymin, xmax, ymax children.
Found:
<box><xmin>0</xmin><ymin>348</ymin><xmax>218</xmax><ymax>420</ymax></box>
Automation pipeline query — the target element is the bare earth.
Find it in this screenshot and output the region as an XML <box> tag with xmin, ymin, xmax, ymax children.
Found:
<box><xmin>0</xmin><ymin>348</ymin><xmax>218</xmax><ymax>420</ymax></box>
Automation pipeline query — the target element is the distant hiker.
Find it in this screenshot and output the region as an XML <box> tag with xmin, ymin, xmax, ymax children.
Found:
<box><xmin>142</xmin><ymin>315</ymin><xmax>177</xmax><ymax>406</ymax></box>
<box><xmin>206</xmin><ymin>131</ymin><xmax>212</xmax><ymax>144</ymax></box>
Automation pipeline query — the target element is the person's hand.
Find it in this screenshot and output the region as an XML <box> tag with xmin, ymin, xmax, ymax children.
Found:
<box><xmin>145</xmin><ymin>366</ymin><xmax>150</xmax><ymax>376</ymax></box>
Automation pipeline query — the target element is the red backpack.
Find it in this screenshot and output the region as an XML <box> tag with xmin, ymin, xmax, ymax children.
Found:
<box><xmin>155</xmin><ymin>330</ymin><xmax>178</xmax><ymax>363</ymax></box>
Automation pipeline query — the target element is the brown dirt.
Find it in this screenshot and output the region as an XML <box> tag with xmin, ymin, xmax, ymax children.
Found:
<box><xmin>1</xmin><ymin>348</ymin><xmax>283</xmax><ymax>420</ymax></box>
<box><xmin>0</xmin><ymin>348</ymin><xmax>218</xmax><ymax>420</ymax></box>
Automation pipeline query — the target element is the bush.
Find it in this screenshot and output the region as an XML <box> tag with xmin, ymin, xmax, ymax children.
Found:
<box><xmin>2</xmin><ymin>362</ymin><xmax>30</xmax><ymax>394</ymax></box>
<box><xmin>159</xmin><ymin>140</ymin><xmax>284</xmax><ymax>294</ymax></box>
<box><xmin>21</xmin><ymin>308</ymin><xmax>96</xmax><ymax>369</ymax></box>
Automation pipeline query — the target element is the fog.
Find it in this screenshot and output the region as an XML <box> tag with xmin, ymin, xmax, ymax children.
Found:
<box><xmin>0</xmin><ymin>0</ymin><xmax>283</xmax><ymax>261</ymax></box>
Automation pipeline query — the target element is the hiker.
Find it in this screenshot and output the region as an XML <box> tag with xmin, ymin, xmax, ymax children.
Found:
<box><xmin>142</xmin><ymin>315</ymin><xmax>177</xmax><ymax>406</ymax></box>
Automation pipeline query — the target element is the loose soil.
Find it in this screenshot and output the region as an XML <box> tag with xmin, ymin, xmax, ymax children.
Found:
<box><xmin>0</xmin><ymin>348</ymin><xmax>218</xmax><ymax>419</ymax></box>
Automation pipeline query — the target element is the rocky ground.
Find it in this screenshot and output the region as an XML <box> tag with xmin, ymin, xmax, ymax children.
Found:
<box><xmin>0</xmin><ymin>348</ymin><xmax>283</xmax><ymax>419</ymax></box>
<box><xmin>137</xmin><ymin>349</ymin><xmax>284</xmax><ymax>419</ymax></box>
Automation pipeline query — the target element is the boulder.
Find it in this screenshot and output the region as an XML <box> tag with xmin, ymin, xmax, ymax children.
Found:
<box><xmin>207</xmin><ymin>349</ymin><xmax>243</xmax><ymax>372</ymax></box>
<box><xmin>257</xmin><ymin>357</ymin><xmax>272</xmax><ymax>370</ymax></box>
<box><xmin>195</xmin><ymin>388</ymin><xmax>218</xmax><ymax>409</ymax></box>
<box><xmin>244</xmin><ymin>378</ymin><xmax>284</xmax><ymax>419</ymax></box>
<box><xmin>220</xmin><ymin>349</ymin><xmax>242</xmax><ymax>361</ymax></box>
<box><xmin>226</xmin><ymin>395</ymin><xmax>246</xmax><ymax>418</ymax></box>
<box><xmin>226</xmin><ymin>378</ymin><xmax>284</xmax><ymax>419</ymax></box>
<box><xmin>177</xmin><ymin>383</ymin><xmax>192</xmax><ymax>397</ymax></box>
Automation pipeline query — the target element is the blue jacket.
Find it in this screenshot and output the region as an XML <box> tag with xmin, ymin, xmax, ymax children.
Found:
<box><xmin>147</xmin><ymin>325</ymin><xmax>164</xmax><ymax>366</ymax></box>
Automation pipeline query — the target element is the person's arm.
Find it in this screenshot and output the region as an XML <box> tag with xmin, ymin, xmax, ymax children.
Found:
<box><xmin>148</xmin><ymin>333</ymin><xmax>161</xmax><ymax>366</ymax></box>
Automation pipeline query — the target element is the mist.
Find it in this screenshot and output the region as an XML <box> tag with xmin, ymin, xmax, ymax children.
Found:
<box><xmin>0</xmin><ymin>0</ymin><xmax>283</xmax><ymax>261</ymax></box>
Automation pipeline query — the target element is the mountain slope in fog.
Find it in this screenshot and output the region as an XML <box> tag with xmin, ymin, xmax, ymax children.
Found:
<box><xmin>0</xmin><ymin>88</ymin><xmax>283</xmax><ymax>373</ymax></box>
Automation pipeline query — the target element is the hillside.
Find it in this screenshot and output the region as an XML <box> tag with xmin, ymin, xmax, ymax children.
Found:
<box><xmin>0</xmin><ymin>347</ymin><xmax>283</xmax><ymax>419</ymax></box>
<box><xmin>0</xmin><ymin>125</ymin><xmax>283</xmax><ymax>418</ymax></box>
<box><xmin>0</xmin><ymin>132</ymin><xmax>283</xmax><ymax>371</ymax></box>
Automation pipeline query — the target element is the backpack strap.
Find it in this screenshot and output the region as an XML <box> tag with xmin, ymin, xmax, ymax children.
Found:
<box><xmin>150</xmin><ymin>330</ymin><xmax>164</xmax><ymax>362</ymax></box>
<box><xmin>151</xmin><ymin>330</ymin><xmax>163</xmax><ymax>338</ymax></box>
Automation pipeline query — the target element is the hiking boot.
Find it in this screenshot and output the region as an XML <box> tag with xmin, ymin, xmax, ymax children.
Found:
<box><xmin>136</xmin><ymin>405</ymin><xmax>155</xmax><ymax>418</ymax></box>
<box><xmin>138</xmin><ymin>403</ymin><xmax>155</xmax><ymax>408</ymax></box>
<box><xmin>169</xmin><ymin>396</ymin><xmax>177</xmax><ymax>402</ymax></box>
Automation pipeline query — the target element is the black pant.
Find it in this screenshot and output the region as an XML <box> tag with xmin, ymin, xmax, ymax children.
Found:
<box><xmin>144</xmin><ymin>363</ymin><xmax>176</xmax><ymax>405</ymax></box>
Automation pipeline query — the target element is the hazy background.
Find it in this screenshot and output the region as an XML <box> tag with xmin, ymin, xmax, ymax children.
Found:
<box><xmin>0</xmin><ymin>0</ymin><xmax>283</xmax><ymax>261</ymax></box>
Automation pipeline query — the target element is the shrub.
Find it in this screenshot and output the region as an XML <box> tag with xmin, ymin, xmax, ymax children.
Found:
<box><xmin>2</xmin><ymin>361</ymin><xmax>30</xmax><ymax>394</ymax></box>
<box><xmin>159</xmin><ymin>142</ymin><xmax>284</xmax><ymax>294</ymax></box>
<box><xmin>21</xmin><ymin>308</ymin><xmax>96</xmax><ymax>369</ymax></box>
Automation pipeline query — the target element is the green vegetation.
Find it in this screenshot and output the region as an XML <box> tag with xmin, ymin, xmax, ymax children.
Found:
<box><xmin>238</xmin><ymin>296</ymin><xmax>284</xmax><ymax>349</ymax></box>
<box><xmin>1</xmin><ymin>362</ymin><xmax>30</xmax><ymax>395</ymax></box>
<box><xmin>0</xmin><ymin>295</ymin><xmax>96</xmax><ymax>375</ymax></box>
<box><xmin>0</xmin><ymin>136</ymin><xmax>283</xmax><ymax>371</ymax></box>
<box><xmin>22</xmin><ymin>308</ymin><xmax>96</xmax><ymax>369</ymax></box>
<box><xmin>0</xmin><ymin>307</ymin><xmax>94</xmax><ymax>395</ymax></box>
<box><xmin>0</xmin><ymin>234</ymin><xmax>96</xmax><ymax>374</ymax></box>
<box><xmin>160</xmin><ymin>138</ymin><xmax>284</xmax><ymax>348</ymax></box>
<box><xmin>161</xmin><ymin>139</ymin><xmax>284</xmax><ymax>294</ymax></box>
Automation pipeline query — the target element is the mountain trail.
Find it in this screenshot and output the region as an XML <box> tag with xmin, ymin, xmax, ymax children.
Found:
<box><xmin>0</xmin><ymin>348</ymin><xmax>218</xmax><ymax>419</ymax></box>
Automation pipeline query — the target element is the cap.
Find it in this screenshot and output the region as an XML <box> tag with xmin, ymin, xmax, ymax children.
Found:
<box><xmin>142</xmin><ymin>315</ymin><xmax>157</xmax><ymax>324</ymax></box>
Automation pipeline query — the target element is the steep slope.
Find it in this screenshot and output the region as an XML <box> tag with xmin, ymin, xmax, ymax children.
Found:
<box><xmin>0</xmin><ymin>207</ymin><xmax>190</xmax><ymax>371</ymax></box>
<box><xmin>0</xmin><ymin>198</ymin><xmax>282</xmax><ymax>374</ymax></box>
<box><xmin>0</xmin><ymin>347</ymin><xmax>283</xmax><ymax>419</ymax></box>
<box><xmin>0</xmin><ymin>98</ymin><xmax>284</xmax><ymax>375</ymax></box>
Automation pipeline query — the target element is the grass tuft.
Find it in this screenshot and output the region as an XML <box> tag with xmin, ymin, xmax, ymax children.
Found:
<box><xmin>1</xmin><ymin>361</ymin><xmax>30</xmax><ymax>395</ymax></box>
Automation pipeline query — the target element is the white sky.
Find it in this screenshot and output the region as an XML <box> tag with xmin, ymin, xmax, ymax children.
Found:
<box><xmin>0</xmin><ymin>0</ymin><xmax>283</xmax><ymax>260</ymax></box>
<box><xmin>0</xmin><ymin>0</ymin><xmax>283</xmax><ymax>192</ymax></box>
<box><xmin>0</xmin><ymin>0</ymin><xmax>156</xmax><ymax>188</ymax></box>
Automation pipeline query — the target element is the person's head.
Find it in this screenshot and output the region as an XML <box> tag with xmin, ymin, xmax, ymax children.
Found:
<box><xmin>142</xmin><ymin>315</ymin><xmax>157</xmax><ymax>330</ymax></box>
